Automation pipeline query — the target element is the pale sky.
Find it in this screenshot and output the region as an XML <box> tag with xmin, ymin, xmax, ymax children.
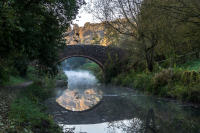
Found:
<box><xmin>72</xmin><ymin>0</ymin><xmax>93</xmax><ymax>27</ymax></box>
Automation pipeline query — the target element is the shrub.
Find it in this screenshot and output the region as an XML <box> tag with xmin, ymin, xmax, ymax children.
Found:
<box><xmin>188</xmin><ymin>87</ymin><xmax>200</xmax><ymax>103</ymax></box>
<box><xmin>20</xmin><ymin>84</ymin><xmax>49</xmax><ymax>102</ymax></box>
<box><xmin>34</xmin><ymin>79</ymin><xmax>43</xmax><ymax>87</ymax></box>
<box><xmin>153</xmin><ymin>68</ymin><xmax>173</xmax><ymax>87</ymax></box>
<box><xmin>159</xmin><ymin>86</ymin><xmax>168</xmax><ymax>97</ymax></box>
<box><xmin>0</xmin><ymin>65</ymin><xmax>9</xmax><ymax>83</ymax></box>
<box><xmin>9</xmin><ymin>97</ymin><xmax>48</xmax><ymax>126</ymax></box>
<box><xmin>111</xmin><ymin>72</ymin><xmax>126</xmax><ymax>86</ymax></box>
<box><xmin>27</xmin><ymin>66</ymin><xmax>36</xmax><ymax>73</ymax></box>
<box><xmin>133</xmin><ymin>73</ymin><xmax>153</xmax><ymax>92</ymax></box>
<box><xmin>181</xmin><ymin>70</ymin><xmax>199</xmax><ymax>85</ymax></box>
<box><xmin>161</xmin><ymin>60</ymin><xmax>171</xmax><ymax>68</ymax></box>
<box><xmin>153</xmin><ymin>62</ymin><xmax>161</xmax><ymax>72</ymax></box>
<box><xmin>21</xmin><ymin>76</ymin><xmax>56</xmax><ymax>103</ymax></box>
<box><xmin>55</xmin><ymin>70</ymin><xmax>68</xmax><ymax>81</ymax></box>
<box><xmin>96</xmin><ymin>72</ymin><xmax>104</xmax><ymax>83</ymax></box>
<box><xmin>9</xmin><ymin>91</ymin><xmax>63</xmax><ymax>132</ymax></box>
<box><xmin>167</xmin><ymin>85</ymin><xmax>186</xmax><ymax>99</ymax></box>
<box><xmin>121</xmin><ymin>75</ymin><xmax>133</xmax><ymax>86</ymax></box>
<box><xmin>181</xmin><ymin>89</ymin><xmax>189</xmax><ymax>101</ymax></box>
<box><xmin>171</xmin><ymin>69</ymin><xmax>182</xmax><ymax>82</ymax></box>
<box><xmin>9</xmin><ymin>67</ymin><xmax>20</xmax><ymax>76</ymax></box>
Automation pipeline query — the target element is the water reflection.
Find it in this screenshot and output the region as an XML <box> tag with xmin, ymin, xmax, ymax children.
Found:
<box><xmin>44</xmin><ymin>71</ymin><xmax>200</xmax><ymax>133</ymax></box>
<box><xmin>61</xmin><ymin>119</ymin><xmax>143</xmax><ymax>133</ymax></box>
<box><xmin>56</xmin><ymin>88</ymin><xmax>102</xmax><ymax>111</ymax></box>
<box><xmin>56</xmin><ymin>71</ymin><xmax>102</xmax><ymax>111</ymax></box>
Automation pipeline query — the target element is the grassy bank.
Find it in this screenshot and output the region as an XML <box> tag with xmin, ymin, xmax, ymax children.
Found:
<box><xmin>0</xmin><ymin>66</ymin><xmax>68</xmax><ymax>132</ymax></box>
<box><xmin>77</xmin><ymin>63</ymin><xmax>104</xmax><ymax>82</ymax></box>
<box><xmin>111</xmin><ymin>59</ymin><xmax>200</xmax><ymax>104</ymax></box>
<box><xmin>1</xmin><ymin>78</ymin><xmax>63</xmax><ymax>133</ymax></box>
<box><xmin>82</xmin><ymin>59</ymin><xmax>200</xmax><ymax>104</ymax></box>
<box><xmin>1</xmin><ymin>75</ymin><xmax>27</xmax><ymax>86</ymax></box>
<box><xmin>77</xmin><ymin>62</ymin><xmax>101</xmax><ymax>72</ymax></box>
<box><xmin>1</xmin><ymin>66</ymin><xmax>68</xmax><ymax>86</ymax></box>
<box><xmin>0</xmin><ymin>66</ymin><xmax>36</xmax><ymax>86</ymax></box>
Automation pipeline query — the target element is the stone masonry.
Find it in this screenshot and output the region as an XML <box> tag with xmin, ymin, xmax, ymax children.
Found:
<box><xmin>59</xmin><ymin>45</ymin><xmax>126</xmax><ymax>69</ymax></box>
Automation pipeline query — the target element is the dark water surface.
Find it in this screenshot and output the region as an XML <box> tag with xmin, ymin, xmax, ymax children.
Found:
<box><xmin>45</xmin><ymin>71</ymin><xmax>200</xmax><ymax>133</ymax></box>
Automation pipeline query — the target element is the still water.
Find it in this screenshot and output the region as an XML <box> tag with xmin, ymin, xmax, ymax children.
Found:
<box><xmin>45</xmin><ymin>71</ymin><xmax>200</xmax><ymax>133</ymax></box>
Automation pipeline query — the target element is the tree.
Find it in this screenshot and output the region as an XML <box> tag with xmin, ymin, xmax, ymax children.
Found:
<box><xmin>91</xmin><ymin>32</ymin><xmax>101</xmax><ymax>45</ymax></box>
<box><xmin>101</xmin><ymin>26</ymin><xmax>121</xmax><ymax>46</ymax></box>
<box><xmin>86</xmin><ymin>0</ymin><xmax>166</xmax><ymax>72</ymax></box>
<box><xmin>0</xmin><ymin>0</ymin><xmax>85</xmax><ymax>80</ymax></box>
<box><xmin>143</xmin><ymin>0</ymin><xmax>200</xmax><ymax>63</ymax></box>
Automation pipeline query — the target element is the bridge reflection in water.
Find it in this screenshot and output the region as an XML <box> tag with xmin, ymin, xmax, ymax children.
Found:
<box><xmin>44</xmin><ymin>71</ymin><xmax>200</xmax><ymax>133</ymax></box>
<box><xmin>56</xmin><ymin>88</ymin><xmax>103</xmax><ymax>111</ymax></box>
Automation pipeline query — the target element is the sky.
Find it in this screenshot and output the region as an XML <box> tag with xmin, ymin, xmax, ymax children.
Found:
<box><xmin>72</xmin><ymin>0</ymin><xmax>94</xmax><ymax>27</ymax></box>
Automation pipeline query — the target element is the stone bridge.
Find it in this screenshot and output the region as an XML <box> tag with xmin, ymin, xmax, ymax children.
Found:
<box><xmin>59</xmin><ymin>45</ymin><xmax>126</xmax><ymax>69</ymax></box>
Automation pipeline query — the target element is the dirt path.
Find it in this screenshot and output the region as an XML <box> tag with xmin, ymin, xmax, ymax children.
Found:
<box><xmin>0</xmin><ymin>81</ymin><xmax>33</xmax><ymax>133</ymax></box>
<box><xmin>3</xmin><ymin>81</ymin><xmax>33</xmax><ymax>89</ymax></box>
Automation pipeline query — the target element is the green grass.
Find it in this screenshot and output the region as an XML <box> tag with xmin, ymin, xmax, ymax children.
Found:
<box><xmin>7</xmin><ymin>83</ymin><xmax>63</xmax><ymax>133</ymax></box>
<box><xmin>1</xmin><ymin>66</ymin><xmax>36</xmax><ymax>86</ymax></box>
<box><xmin>176</xmin><ymin>58</ymin><xmax>200</xmax><ymax>71</ymax></box>
<box><xmin>9</xmin><ymin>97</ymin><xmax>48</xmax><ymax>126</ymax></box>
<box><xmin>78</xmin><ymin>63</ymin><xmax>100</xmax><ymax>70</ymax></box>
<box><xmin>1</xmin><ymin>75</ymin><xmax>27</xmax><ymax>86</ymax></box>
<box><xmin>77</xmin><ymin>63</ymin><xmax>102</xmax><ymax>75</ymax></box>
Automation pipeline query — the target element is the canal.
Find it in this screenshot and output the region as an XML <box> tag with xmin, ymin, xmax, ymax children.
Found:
<box><xmin>44</xmin><ymin>70</ymin><xmax>200</xmax><ymax>133</ymax></box>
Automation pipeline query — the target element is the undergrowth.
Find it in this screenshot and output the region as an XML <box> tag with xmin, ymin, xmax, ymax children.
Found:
<box><xmin>88</xmin><ymin>57</ymin><xmax>200</xmax><ymax>104</ymax></box>
<box><xmin>6</xmin><ymin>77</ymin><xmax>63</xmax><ymax>133</ymax></box>
<box><xmin>110</xmin><ymin>65</ymin><xmax>200</xmax><ymax>104</ymax></box>
<box><xmin>176</xmin><ymin>58</ymin><xmax>200</xmax><ymax>71</ymax></box>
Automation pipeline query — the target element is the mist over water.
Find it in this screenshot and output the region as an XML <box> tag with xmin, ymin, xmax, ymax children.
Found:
<box><xmin>65</xmin><ymin>70</ymin><xmax>98</xmax><ymax>86</ymax></box>
<box><xmin>44</xmin><ymin>70</ymin><xmax>200</xmax><ymax>133</ymax></box>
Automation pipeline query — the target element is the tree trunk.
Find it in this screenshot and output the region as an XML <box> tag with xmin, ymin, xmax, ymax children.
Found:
<box><xmin>145</xmin><ymin>48</ymin><xmax>154</xmax><ymax>72</ymax></box>
<box><xmin>142</xmin><ymin>34</ymin><xmax>155</xmax><ymax>72</ymax></box>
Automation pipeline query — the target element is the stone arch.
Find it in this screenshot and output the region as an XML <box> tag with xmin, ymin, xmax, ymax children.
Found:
<box><xmin>59</xmin><ymin>45</ymin><xmax>126</xmax><ymax>68</ymax></box>
<box><xmin>59</xmin><ymin>45</ymin><xmax>126</xmax><ymax>83</ymax></box>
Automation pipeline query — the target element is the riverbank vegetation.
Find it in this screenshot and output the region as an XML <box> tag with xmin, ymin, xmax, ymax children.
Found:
<box><xmin>110</xmin><ymin>62</ymin><xmax>200</xmax><ymax>104</ymax></box>
<box><xmin>0</xmin><ymin>65</ymin><xmax>68</xmax><ymax>132</ymax></box>
<box><xmin>0</xmin><ymin>78</ymin><xmax>64</xmax><ymax>132</ymax></box>
<box><xmin>82</xmin><ymin>0</ymin><xmax>200</xmax><ymax>104</ymax></box>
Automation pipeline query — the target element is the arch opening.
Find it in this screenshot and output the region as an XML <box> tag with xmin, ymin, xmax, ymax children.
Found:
<box><xmin>59</xmin><ymin>55</ymin><xmax>104</xmax><ymax>70</ymax></box>
<box><xmin>57</xmin><ymin>56</ymin><xmax>104</xmax><ymax>112</ymax></box>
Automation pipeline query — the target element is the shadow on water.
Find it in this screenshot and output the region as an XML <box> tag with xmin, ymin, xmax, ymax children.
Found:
<box><xmin>44</xmin><ymin>71</ymin><xmax>200</xmax><ymax>133</ymax></box>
